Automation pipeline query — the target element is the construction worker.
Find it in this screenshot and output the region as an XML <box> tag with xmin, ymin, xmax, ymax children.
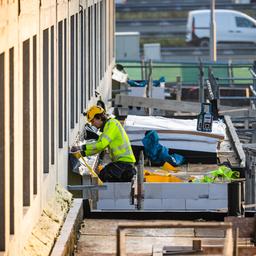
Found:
<box><xmin>71</xmin><ymin>105</ymin><xmax>136</xmax><ymax>182</ymax></box>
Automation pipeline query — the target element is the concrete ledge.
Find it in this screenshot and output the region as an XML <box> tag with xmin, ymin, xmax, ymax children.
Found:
<box><xmin>51</xmin><ymin>199</ymin><xmax>83</xmax><ymax>256</ymax></box>
<box><xmin>23</xmin><ymin>185</ymin><xmax>73</xmax><ymax>256</ymax></box>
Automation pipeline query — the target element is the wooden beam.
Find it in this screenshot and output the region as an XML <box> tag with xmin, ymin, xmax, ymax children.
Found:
<box><xmin>223</xmin><ymin>227</ymin><xmax>233</xmax><ymax>256</ymax></box>
<box><xmin>115</xmin><ymin>94</ymin><xmax>200</xmax><ymax>113</ymax></box>
<box><xmin>224</xmin><ymin>116</ymin><xmax>246</xmax><ymax>167</ymax></box>
<box><xmin>115</xmin><ymin>94</ymin><xmax>250</xmax><ymax>116</ymax></box>
<box><xmin>127</xmin><ymin>129</ymin><xmax>224</xmax><ymax>140</ymax></box>
<box><xmin>116</xmin><ymin>221</ymin><xmax>232</xmax><ymax>229</ymax></box>
<box><xmin>219</xmin><ymin>108</ymin><xmax>256</xmax><ymax>117</ymax></box>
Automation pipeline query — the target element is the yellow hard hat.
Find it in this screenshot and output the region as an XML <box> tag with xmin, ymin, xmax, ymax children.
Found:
<box><xmin>86</xmin><ymin>105</ymin><xmax>105</xmax><ymax>122</ymax></box>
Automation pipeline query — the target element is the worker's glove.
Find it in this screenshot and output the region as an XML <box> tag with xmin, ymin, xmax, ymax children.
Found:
<box><xmin>70</xmin><ymin>144</ymin><xmax>87</xmax><ymax>157</ymax></box>
<box><xmin>70</xmin><ymin>145</ymin><xmax>82</xmax><ymax>153</ymax></box>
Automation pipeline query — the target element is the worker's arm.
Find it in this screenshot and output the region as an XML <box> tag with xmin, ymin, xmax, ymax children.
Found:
<box><xmin>85</xmin><ymin>120</ymin><xmax>116</xmax><ymax>156</ymax></box>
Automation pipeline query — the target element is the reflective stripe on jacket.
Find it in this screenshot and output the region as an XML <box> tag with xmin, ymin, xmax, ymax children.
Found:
<box><xmin>85</xmin><ymin>118</ymin><xmax>136</xmax><ymax>163</ymax></box>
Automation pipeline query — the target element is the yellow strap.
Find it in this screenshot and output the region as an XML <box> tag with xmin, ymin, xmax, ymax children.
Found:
<box><xmin>78</xmin><ymin>152</ymin><xmax>103</xmax><ymax>185</ymax></box>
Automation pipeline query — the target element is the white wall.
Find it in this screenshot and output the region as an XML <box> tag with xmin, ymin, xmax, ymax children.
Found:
<box><xmin>0</xmin><ymin>0</ymin><xmax>115</xmax><ymax>255</ymax></box>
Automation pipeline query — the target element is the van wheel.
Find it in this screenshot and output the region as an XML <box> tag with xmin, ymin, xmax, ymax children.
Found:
<box><xmin>199</xmin><ymin>39</ymin><xmax>209</xmax><ymax>47</ymax></box>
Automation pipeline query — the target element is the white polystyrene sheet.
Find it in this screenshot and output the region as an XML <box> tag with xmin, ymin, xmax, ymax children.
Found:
<box><xmin>124</xmin><ymin>115</ymin><xmax>227</xmax><ymax>153</ymax></box>
<box><xmin>128</xmin><ymin>133</ymin><xmax>217</xmax><ymax>152</ymax></box>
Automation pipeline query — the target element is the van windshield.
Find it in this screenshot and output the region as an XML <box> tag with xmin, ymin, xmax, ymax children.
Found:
<box><xmin>235</xmin><ymin>16</ymin><xmax>256</xmax><ymax>28</ymax></box>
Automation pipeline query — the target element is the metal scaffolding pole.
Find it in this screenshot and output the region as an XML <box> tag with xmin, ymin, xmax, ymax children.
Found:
<box><xmin>210</xmin><ymin>0</ymin><xmax>217</xmax><ymax>62</ymax></box>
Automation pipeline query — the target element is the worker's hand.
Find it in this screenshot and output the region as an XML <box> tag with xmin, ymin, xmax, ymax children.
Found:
<box><xmin>70</xmin><ymin>145</ymin><xmax>86</xmax><ymax>159</ymax></box>
<box><xmin>71</xmin><ymin>144</ymin><xmax>87</xmax><ymax>152</ymax></box>
<box><xmin>70</xmin><ymin>145</ymin><xmax>83</xmax><ymax>153</ymax></box>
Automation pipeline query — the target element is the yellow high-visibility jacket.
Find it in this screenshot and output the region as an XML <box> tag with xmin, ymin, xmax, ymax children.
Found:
<box><xmin>85</xmin><ymin>118</ymin><xmax>136</xmax><ymax>163</ymax></box>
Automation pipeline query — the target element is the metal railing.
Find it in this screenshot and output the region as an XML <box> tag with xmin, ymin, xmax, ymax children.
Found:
<box><xmin>120</xmin><ymin>60</ymin><xmax>254</xmax><ymax>86</ymax></box>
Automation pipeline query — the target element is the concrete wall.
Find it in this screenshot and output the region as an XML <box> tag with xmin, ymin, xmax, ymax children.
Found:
<box><xmin>97</xmin><ymin>182</ymin><xmax>228</xmax><ymax>211</ymax></box>
<box><xmin>0</xmin><ymin>0</ymin><xmax>115</xmax><ymax>255</ymax></box>
<box><xmin>143</xmin><ymin>183</ymin><xmax>228</xmax><ymax>211</ymax></box>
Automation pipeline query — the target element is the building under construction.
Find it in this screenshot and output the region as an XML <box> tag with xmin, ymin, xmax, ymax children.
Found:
<box><xmin>1</xmin><ymin>1</ymin><xmax>256</xmax><ymax>256</ymax></box>
<box><xmin>0</xmin><ymin>0</ymin><xmax>115</xmax><ymax>255</ymax></box>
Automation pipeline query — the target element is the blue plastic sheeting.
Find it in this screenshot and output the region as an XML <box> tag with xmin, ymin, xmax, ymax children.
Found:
<box><xmin>127</xmin><ymin>76</ymin><xmax>165</xmax><ymax>87</ymax></box>
<box><xmin>142</xmin><ymin>130</ymin><xmax>185</xmax><ymax>166</ymax></box>
<box><xmin>153</xmin><ymin>76</ymin><xmax>165</xmax><ymax>87</ymax></box>
<box><xmin>127</xmin><ymin>79</ymin><xmax>147</xmax><ymax>87</ymax></box>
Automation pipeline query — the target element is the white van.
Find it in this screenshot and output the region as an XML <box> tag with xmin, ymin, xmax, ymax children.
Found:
<box><xmin>186</xmin><ymin>9</ymin><xmax>256</xmax><ymax>47</ymax></box>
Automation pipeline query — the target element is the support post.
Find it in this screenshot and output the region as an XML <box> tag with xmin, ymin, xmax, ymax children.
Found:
<box><xmin>192</xmin><ymin>240</ymin><xmax>202</xmax><ymax>251</ymax></box>
<box><xmin>141</xmin><ymin>58</ymin><xmax>145</xmax><ymax>80</ymax></box>
<box><xmin>176</xmin><ymin>76</ymin><xmax>182</xmax><ymax>102</ymax></box>
<box><xmin>210</xmin><ymin>0</ymin><xmax>217</xmax><ymax>62</ymax></box>
<box><xmin>233</xmin><ymin>227</ymin><xmax>239</xmax><ymax>256</ymax></box>
<box><xmin>147</xmin><ymin>59</ymin><xmax>153</xmax><ymax>115</ymax></box>
<box><xmin>228</xmin><ymin>60</ymin><xmax>234</xmax><ymax>87</ymax></box>
<box><xmin>228</xmin><ymin>181</ymin><xmax>241</xmax><ymax>216</ymax></box>
<box><xmin>117</xmin><ymin>228</ymin><xmax>126</xmax><ymax>256</ymax></box>
<box><xmin>223</xmin><ymin>227</ymin><xmax>233</xmax><ymax>256</ymax></box>
<box><xmin>198</xmin><ymin>60</ymin><xmax>204</xmax><ymax>103</ymax></box>
<box><xmin>136</xmin><ymin>151</ymin><xmax>144</xmax><ymax>210</ymax></box>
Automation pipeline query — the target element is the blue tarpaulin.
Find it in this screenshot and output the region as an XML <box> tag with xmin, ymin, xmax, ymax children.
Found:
<box><xmin>127</xmin><ymin>79</ymin><xmax>147</xmax><ymax>87</ymax></box>
<box><xmin>127</xmin><ymin>76</ymin><xmax>165</xmax><ymax>87</ymax></box>
<box><xmin>142</xmin><ymin>130</ymin><xmax>185</xmax><ymax>166</ymax></box>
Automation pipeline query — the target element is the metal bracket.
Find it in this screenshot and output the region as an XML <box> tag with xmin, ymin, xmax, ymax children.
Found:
<box><xmin>67</xmin><ymin>185</ymin><xmax>107</xmax><ymax>191</ymax></box>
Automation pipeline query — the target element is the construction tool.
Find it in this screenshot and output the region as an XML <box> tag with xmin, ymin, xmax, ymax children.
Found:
<box><xmin>197</xmin><ymin>102</ymin><xmax>213</xmax><ymax>132</ymax></box>
<box><xmin>72</xmin><ymin>150</ymin><xmax>103</xmax><ymax>185</ymax></box>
